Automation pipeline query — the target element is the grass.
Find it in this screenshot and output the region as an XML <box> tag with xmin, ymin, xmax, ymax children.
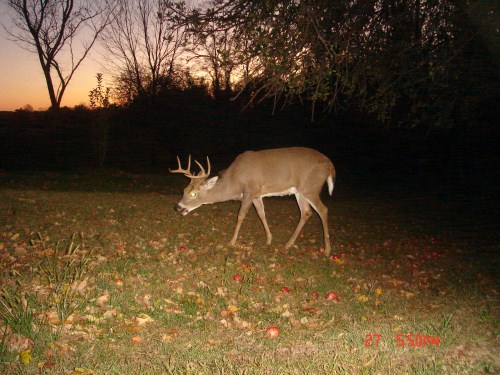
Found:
<box><xmin>0</xmin><ymin>170</ymin><xmax>498</xmax><ymax>374</ymax></box>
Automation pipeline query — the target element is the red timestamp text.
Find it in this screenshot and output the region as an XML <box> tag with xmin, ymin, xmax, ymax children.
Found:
<box><xmin>365</xmin><ymin>333</ymin><xmax>441</xmax><ymax>347</ymax></box>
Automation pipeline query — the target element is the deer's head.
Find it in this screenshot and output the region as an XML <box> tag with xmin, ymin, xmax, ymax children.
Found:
<box><xmin>170</xmin><ymin>156</ymin><xmax>218</xmax><ymax>215</ymax></box>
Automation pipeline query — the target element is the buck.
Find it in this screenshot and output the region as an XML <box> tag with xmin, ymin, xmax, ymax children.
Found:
<box><xmin>170</xmin><ymin>147</ymin><xmax>336</xmax><ymax>256</ymax></box>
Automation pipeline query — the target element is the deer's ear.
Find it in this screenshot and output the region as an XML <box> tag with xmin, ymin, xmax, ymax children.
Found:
<box><xmin>201</xmin><ymin>176</ymin><xmax>218</xmax><ymax>190</ymax></box>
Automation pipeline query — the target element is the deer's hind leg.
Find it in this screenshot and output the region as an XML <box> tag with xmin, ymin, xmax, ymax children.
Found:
<box><xmin>285</xmin><ymin>193</ymin><xmax>313</xmax><ymax>249</ymax></box>
<box><xmin>302</xmin><ymin>193</ymin><xmax>331</xmax><ymax>257</ymax></box>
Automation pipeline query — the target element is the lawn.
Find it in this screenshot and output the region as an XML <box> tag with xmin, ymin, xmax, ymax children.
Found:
<box><xmin>0</xmin><ymin>171</ymin><xmax>497</xmax><ymax>374</ymax></box>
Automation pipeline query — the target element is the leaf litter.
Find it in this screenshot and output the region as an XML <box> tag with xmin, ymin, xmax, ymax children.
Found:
<box><xmin>0</xmin><ymin>179</ymin><xmax>498</xmax><ymax>373</ymax></box>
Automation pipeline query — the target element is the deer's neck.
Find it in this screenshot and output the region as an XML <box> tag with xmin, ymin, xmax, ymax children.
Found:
<box><xmin>205</xmin><ymin>176</ymin><xmax>243</xmax><ymax>204</ymax></box>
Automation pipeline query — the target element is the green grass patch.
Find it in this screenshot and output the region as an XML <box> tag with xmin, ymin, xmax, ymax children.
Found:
<box><xmin>0</xmin><ymin>171</ymin><xmax>497</xmax><ymax>374</ymax></box>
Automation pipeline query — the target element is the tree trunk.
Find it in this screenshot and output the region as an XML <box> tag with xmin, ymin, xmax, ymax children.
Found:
<box><xmin>42</xmin><ymin>63</ymin><xmax>59</xmax><ymax>109</ymax></box>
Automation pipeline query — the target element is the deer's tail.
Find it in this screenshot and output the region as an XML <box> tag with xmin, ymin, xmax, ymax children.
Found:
<box><xmin>327</xmin><ymin>162</ymin><xmax>336</xmax><ymax>196</ymax></box>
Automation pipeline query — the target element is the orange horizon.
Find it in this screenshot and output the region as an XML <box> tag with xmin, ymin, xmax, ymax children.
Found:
<box><xmin>0</xmin><ymin>32</ymin><xmax>104</xmax><ymax>112</ymax></box>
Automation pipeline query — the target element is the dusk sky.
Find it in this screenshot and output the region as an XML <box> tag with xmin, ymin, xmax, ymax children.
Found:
<box><xmin>0</xmin><ymin>3</ymin><xmax>116</xmax><ymax>112</ymax></box>
<box><xmin>0</xmin><ymin>1</ymin><xmax>202</xmax><ymax>112</ymax></box>
<box><xmin>0</xmin><ymin>33</ymin><xmax>104</xmax><ymax>111</ymax></box>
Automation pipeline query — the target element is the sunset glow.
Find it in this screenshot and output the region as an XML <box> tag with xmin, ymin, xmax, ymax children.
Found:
<box><xmin>0</xmin><ymin>0</ymin><xmax>204</xmax><ymax>112</ymax></box>
<box><xmin>0</xmin><ymin>23</ymin><xmax>105</xmax><ymax>111</ymax></box>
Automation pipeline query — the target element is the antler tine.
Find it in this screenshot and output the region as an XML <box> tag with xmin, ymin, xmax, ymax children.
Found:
<box><xmin>192</xmin><ymin>156</ymin><xmax>211</xmax><ymax>179</ymax></box>
<box><xmin>169</xmin><ymin>155</ymin><xmax>194</xmax><ymax>177</ymax></box>
<box><xmin>186</xmin><ymin>155</ymin><xmax>191</xmax><ymax>175</ymax></box>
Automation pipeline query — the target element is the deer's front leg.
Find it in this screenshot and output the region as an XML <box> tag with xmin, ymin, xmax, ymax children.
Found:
<box><xmin>229</xmin><ymin>197</ymin><xmax>253</xmax><ymax>246</ymax></box>
<box><xmin>253</xmin><ymin>198</ymin><xmax>272</xmax><ymax>245</ymax></box>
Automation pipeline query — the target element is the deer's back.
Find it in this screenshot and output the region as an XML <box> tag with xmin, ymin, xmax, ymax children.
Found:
<box><xmin>224</xmin><ymin>147</ymin><xmax>334</xmax><ymax>194</ymax></box>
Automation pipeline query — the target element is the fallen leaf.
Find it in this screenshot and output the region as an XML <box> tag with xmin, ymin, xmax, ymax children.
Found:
<box><xmin>2</xmin><ymin>331</ymin><xmax>34</xmax><ymax>353</ymax></box>
<box><xmin>38</xmin><ymin>361</ymin><xmax>56</xmax><ymax>369</ymax></box>
<box><xmin>161</xmin><ymin>328</ymin><xmax>179</xmax><ymax>342</ymax></box>
<box><xmin>405</xmin><ymin>292</ymin><xmax>415</xmax><ymax>299</ymax></box>
<box><xmin>363</xmin><ymin>354</ymin><xmax>377</xmax><ymax>367</ymax></box>
<box><xmin>20</xmin><ymin>349</ymin><xmax>31</xmax><ymax>364</ymax></box>
<box><xmin>115</xmin><ymin>246</ymin><xmax>126</xmax><ymax>255</ymax></box>
<box><xmin>234</xmin><ymin>316</ymin><xmax>251</xmax><ymax>329</ymax></box>
<box><xmin>102</xmin><ymin>308</ymin><xmax>118</xmax><ymax>319</ymax></box>
<box><xmin>134</xmin><ymin>313</ymin><xmax>154</xmax><ymax>326</ymax></box>
<box><xmin>71</xmin><ymin>368</ymin><xmax>94</xmax><ymax>375</ymax></box>
<box><xmin>357</xmin><ymin>295</ymin><xmax>370</xmax><ymax>303</ymax></box>
<box><xmin>42</xmin><ymin>310</ymin><xmax>61</xmax><ymax>326</ymax></box>
<box><xmin>131</xmin><ymin>336</ymin><xmax>142</xmax><ymax>344</ymax></box>
<box><xmin>265</xmin><ymin>326</ymin><xmax>280</xmax><ymax>338</ymax></box>
<box><xmin>97</xmin><ymin>294</ymin><xmax>109</xmax><ymax>306</ymax></box>
<box><xmin>71</xmin><ymin>278</ymin><xmax>88</xmax><ymax>294</ymax></box>
<box><xmin>325</xmin><ymin>292</ymin><xmax>341</xmax><ymax>302</ymax></box>
<box><xmin>221</xmin><ymin>309</ymin><xmax>235</xmax><ymax>318</ymax></box>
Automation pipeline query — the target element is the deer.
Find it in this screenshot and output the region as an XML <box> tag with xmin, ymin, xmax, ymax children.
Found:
<box><xmin>170</xmin><ymin>147</ymin><xmax>336</xmax><ymax>256</ymax></box>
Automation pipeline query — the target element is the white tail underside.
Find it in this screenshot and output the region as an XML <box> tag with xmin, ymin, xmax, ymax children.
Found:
<box><xmin>327</xmin><ymin>175</ymin><xmax>334</xmax><ymax>195</ymax></box>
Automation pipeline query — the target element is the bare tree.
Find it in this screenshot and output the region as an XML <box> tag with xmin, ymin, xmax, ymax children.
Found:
<box><xmin>3</xmin><ymin>0</ymin><xmax>115</xmax><ymax>109</ymax></box>
<box><xmin>101</xmin><ymin>0</ymin><xmax>187</xmax><ymax>104</ymax></box>
<box><xmin>186</xmin><ymin>0</ymin><xmax>240</xmax><ymax>100</ymax></box>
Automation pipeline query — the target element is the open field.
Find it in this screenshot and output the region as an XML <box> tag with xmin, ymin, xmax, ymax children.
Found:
<box><xmin>0</xmin><ymin>171</ymin><xmax>498</xmax><ymax>374</ymax></box>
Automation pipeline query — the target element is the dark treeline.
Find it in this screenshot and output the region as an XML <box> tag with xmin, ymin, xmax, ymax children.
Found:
<box><xmin>0</xmin><ymin>88</ymin><xmax>497</xmax><ymax>200</ymax></box>
<box><xmin>0</xmin><ymin>91</ymin><xmax>316</xmax><ymax>170</ymax></box>
<box><xmin>0</xmin><ymin>0</ymin><xmax>498</xmax><ymax>198</ymax></box>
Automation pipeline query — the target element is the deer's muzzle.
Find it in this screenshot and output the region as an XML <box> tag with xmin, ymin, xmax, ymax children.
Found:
<box><xmin>174</xmin><ymin>204</ymin><xmax>189</xmax><ymax>216</ymax></box>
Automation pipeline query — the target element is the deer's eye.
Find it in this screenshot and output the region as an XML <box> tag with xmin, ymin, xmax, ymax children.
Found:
<box><xmin>190</xmin><ymin>191</ymin><xmax>197</xmax><ymax>197</ymax></box>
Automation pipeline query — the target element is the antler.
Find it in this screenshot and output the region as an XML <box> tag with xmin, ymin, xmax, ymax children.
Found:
<box><xmin>170</xmin><ymin>155</ymin><xmax>211</xmax><ymax>179</ymax></box>
<box><xmin>194</xmin><ymin>157</ymin><xmax>211</xmax><ymax>179</ymax></box>
<box><xmin>169</xmin><ymin>155</ymin><xmax>192</xmax><ymax>176</ymax></box>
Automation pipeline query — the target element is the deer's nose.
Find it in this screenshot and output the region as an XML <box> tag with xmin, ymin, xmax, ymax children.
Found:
<box><xmin>174</xmin><ymin>204</ymin><xmax>189</xmax><ymax>216</ymax></box>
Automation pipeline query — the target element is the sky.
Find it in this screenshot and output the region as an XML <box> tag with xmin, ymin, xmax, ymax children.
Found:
<box><xmin>0</xmin><ymin>0</ymin><xmax>203</xmax><ymax>112</ymax></box>
<box><xmin>0</xmin><ymin>4</ymin><xmax>110</xmax><ymax>112</ymax></box>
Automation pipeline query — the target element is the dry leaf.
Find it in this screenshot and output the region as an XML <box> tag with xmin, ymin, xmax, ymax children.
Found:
<box><xmin>357</xmin><ymin>295</ymin><xmax>370</xmax><ymax>303</ymax></box>
<box><xmin>131</xmin><ymin>336</ymin><xmax>142</xmax><ymax>344</ymax></box>
<box><xmin>38</xmin><ymin>361</ymin><xmax>56</xmax><ymax>369</ymax></box>
<box><xmin>97</xmin><ymin>294</ymin><xmax>109</xmax><ymax>306</ymax></box>
<box><xmin>102</xmin><ymin>308</ymin><xmax>118</xmax><ymax>319</ymax></box>
<box><xmin>71</xmin><ymin>368</ymin><xmax>94</xmax><ymax>374</ymax></box>
<box><xmin>134</xmin><ymin>313</ymin><xmax>154</xmax><ymax>326</ymax></box>
<box><xmin>3</xmin><ymin>332</ymin><xmax>33</xmax><ymax>353</ymax></box>
<box><xmin>71</xmin><ymin>277</ymin><xmax>88</xmax><ymax>294</ymax></box>
<box><xmin>20</xmin><ymin>349</ymin><xmax>32</xmax><ymax>364</ymax></box>
<box><xmin>42</xmin><ymin>310</ymin><xmax>61</xmax><ymax>326</ymax></box>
